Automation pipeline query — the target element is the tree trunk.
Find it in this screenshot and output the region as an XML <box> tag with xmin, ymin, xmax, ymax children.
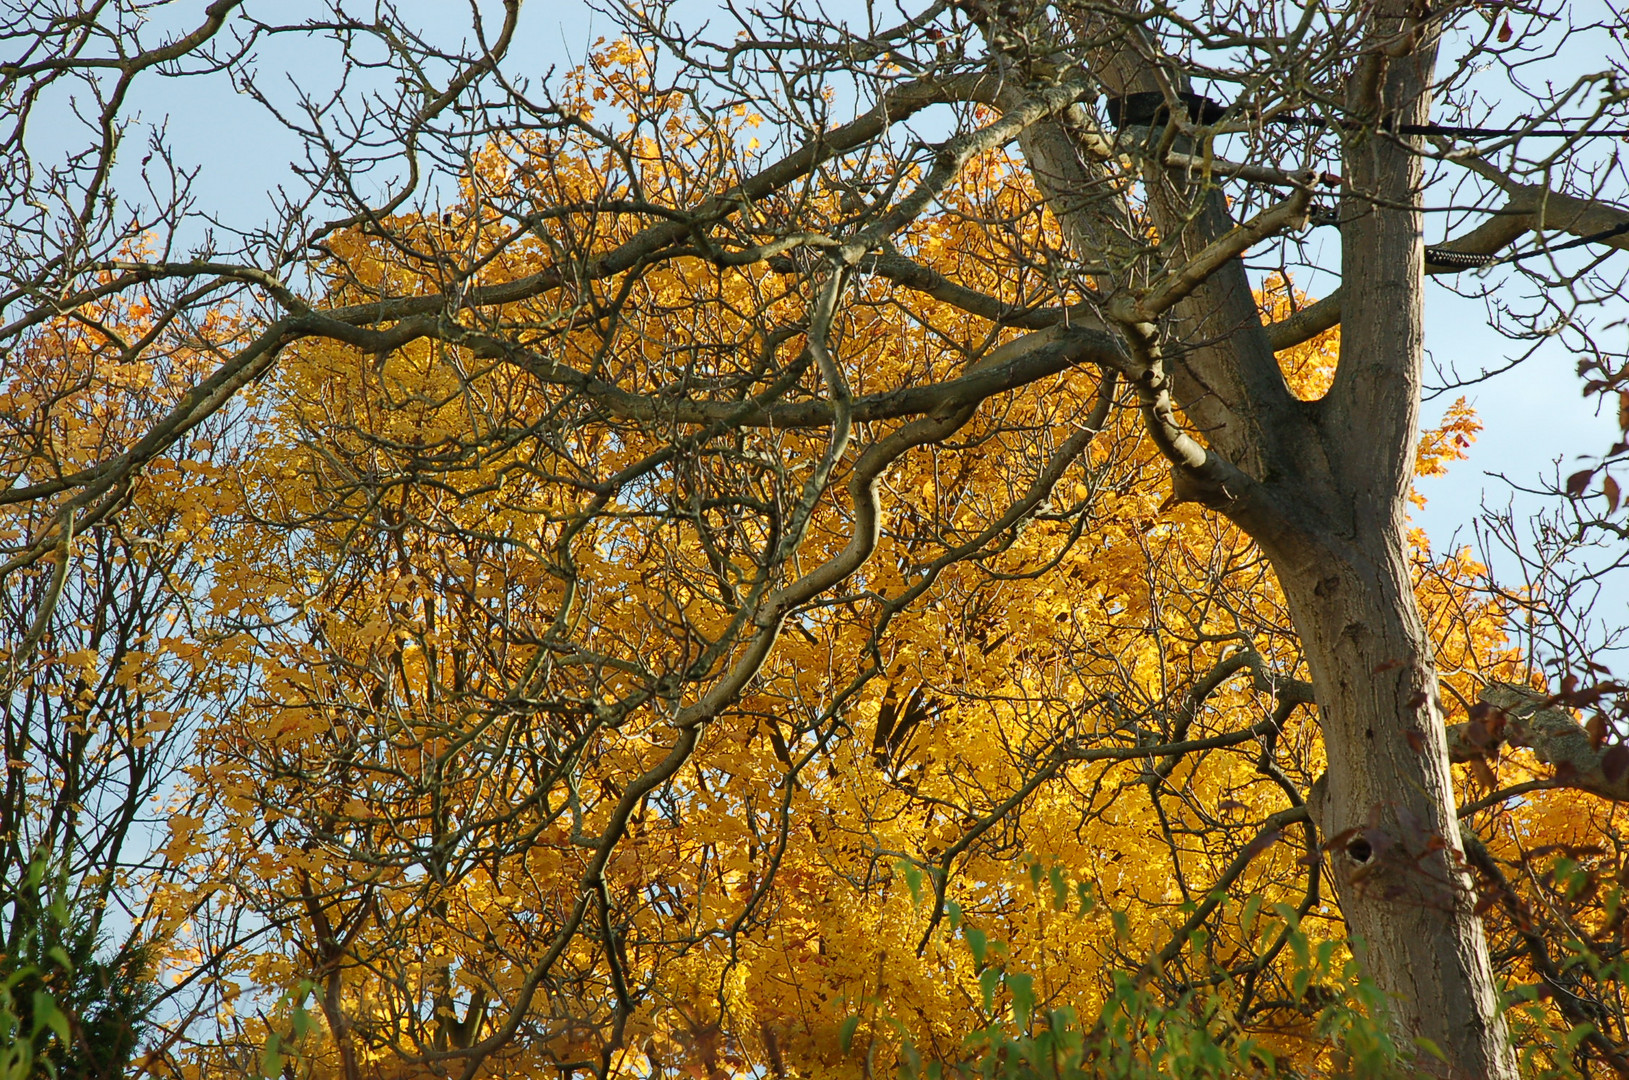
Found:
<box><xmin>1262</xmin><ymin>5</ymin><xmax>1516</xmax><ymax>1074</ymax></box>
<box><xmin>1274</xmin><ymin>533</ymin><xmax>1516</xmax><ymax>1079</ymax></box>
<box><xmin>995</xmin><ymin>0</ymin><xmax>1524</xmax><ymax>1069</ymax></box>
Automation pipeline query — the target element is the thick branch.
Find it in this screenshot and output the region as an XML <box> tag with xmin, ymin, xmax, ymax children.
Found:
<box><xmin>316</xmin><ymin>73</ymin><xmax>1007</xmax><ymax>330</ymax></box>
<box><xmin>482</xmin><ymin>321</ymin><xmax>1125</xmax><ymax>430</ymax></box>
<box><xmin>855</xmin><ymin>251</ymin><xmax>1104</xmax><ymax>330</ymax></box>
<box><xmin>1265</xmin><ymin>186</ymin><xmax>1629</xmax><ymax>350</ymax></box>
<box><xmin>1448</xmin><ymin>682</ymin><xmax>1629</xmax><ymax>802</ymax></box>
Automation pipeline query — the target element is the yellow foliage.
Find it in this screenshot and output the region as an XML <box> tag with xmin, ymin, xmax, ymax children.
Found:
<box><xmin>106</xmin><ymin>44</ymin><xmax>1603</xmax><ymax>1080</ymax></box>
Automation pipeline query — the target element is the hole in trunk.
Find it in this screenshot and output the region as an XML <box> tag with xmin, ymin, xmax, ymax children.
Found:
<box><xmin>1347</xmin><ymin>837</ymin><xmax>1373</xmax><ymax>863</ymax></box>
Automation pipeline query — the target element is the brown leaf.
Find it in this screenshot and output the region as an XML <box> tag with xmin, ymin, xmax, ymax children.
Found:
<box><xmin>1568</xmin><ymin>681</ymin><xmax>1625</xmax><ymax>710</ymax></box>
<box><xmin>1405</xmin><ymin>730</ymin><xmax>1427</xmax><ymax>753</ymax></box>
<box><xmin>1619</xmin><ymin>389</ymin><xmax>1629</xmax><ymax>433</ymax></box>
<box><xmin>1245</xmin><ymin>828</ymin><xmax>1285</xmax><ymax>858</ymax></box>
<box><xmin>1497</xmin><ymin>16</ymin><xmax>1513</xmax><ymax>41</ymax></box>
<box><xmin>1407</xmin><ymin>690</ymin><xmax>1428</xmax><ymax>709</ymax></box>
<box><xmin>1587</xmin><ymin>713</ymin><xmax>1608</xmax><ymax>751</ymax></box>
<box><xmin>1320</xmin><ymin>827</ymin><xmax>1362</xmax><ymax>853</ymax></box>
<box><xmin>1465</xmin><ymin>721</ymin><xmax>1492</xmax><ymax>748</ymax></box>
<box><xmin>1362</xmin><ymin>825</ymin><xmax>1397</xmax><ymax>857</ymax></box>
<box><xmin>1567</xmin><ymin>469</ymin><xmax>1595</xmax><ymax>497</ymax></box>
<box><xmin>1606</xmin><ymin>474</ymin><xmax>1622</xmax><ymax>515</ymax></box>
<box><xmin>1603</xmin><ymin>743</ymin><xmax>1629</xmax><ymax>786</ymax></box>
<box><xmin>1372</xmin><ymin>658</ymin><xmax>1407</xmax><ymax>674</ymax></box>
<box><xmin>1469</xmin><ymin>757</ymin><xmax>1497</xmax><ymax>791</ymax></box>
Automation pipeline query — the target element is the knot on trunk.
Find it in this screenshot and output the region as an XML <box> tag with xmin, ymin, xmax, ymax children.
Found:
<box><xmin>1306</xmin><ymin>775</ymin><xmax>1467</xmax><ymax>911</ymax></box>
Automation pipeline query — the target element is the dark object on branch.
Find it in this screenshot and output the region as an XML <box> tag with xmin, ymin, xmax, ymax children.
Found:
<box><xmin>1424</xmin><ymin>249</ymin><xmax>1502</xmax><ymax>270</ymax></box>
<box><xmin>1105</xmin><ymin>92</ymin><xmax>1227</xmax><ymax>128</ymax></box>
<box><xmin>1305</xmin><ymin>206</ymin><xmax>1499</xmax><ymax>269</ymax></box>
<box><xmin>1104</xmin><ymin>92</ymin><xmax>1623</xmax><ymax>139</ymax></box>
<box><xmin>1304</xmin><ymin>210</ymin><xmax>1629</xmax><ymax>273</ymax></box>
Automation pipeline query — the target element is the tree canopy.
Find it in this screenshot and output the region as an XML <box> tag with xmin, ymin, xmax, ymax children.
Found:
<box><xmin>2</xmin><ymin>3</ymin><xmax>1629</xmax><ymax>1079</ymax></box>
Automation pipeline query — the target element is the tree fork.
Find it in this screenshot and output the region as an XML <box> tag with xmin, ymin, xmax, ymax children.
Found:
<box><xmin>992</xmin><ymin>0</ymin><xmax>1525</xmax><ymax>1070</ymax></box>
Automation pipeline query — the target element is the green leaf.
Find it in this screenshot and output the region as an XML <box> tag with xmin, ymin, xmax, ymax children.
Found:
<box><xmin>291</xmin><ymin>1004</ymin><xmax>314</xmax><ymax>1041</ymax></box>
<box><xmin>965</xmin><ymin>926</ymin><xmax>987</xmax><ymax>968</ymax></box>
<box><xmin>261</xmin><ymin>1032</ymin><xmax>286</xmax><ymax>1079</ymax></box>
<box><xmin>1414</xmin><ymin>1036</ymin><xmax>1448</xmax><ymax>1062</ymax></box>
<box><xmin>1239</xmin><ymin>894</ymin><xmax>1262</xmax><ymax>942</ymax></box>
<box><xmin>899</xmin><ymin>861</ymin><xmax>924</xmax><ymax>906</ymax></box>
<box><xmin>1049</xmin><ymin>864</ymin><xmax>1068</xmax><ymax>911</ymax></box>
<box><xmin>1</xmin><ymin>965</ymin><xmax>36</xmax><ymax>994</ymax></box>
<box><xmin>980</xmin><ymin>966</ymin><xmax>1001</xmax><ymax>1013</ymax></box>
<box><xmin>31</xmin><ymin>991</ymin><xmax>69</xmax><ymax>1043</ymax></box>
<box><xmin>1007</xmin><ymin>972</ymin><xmax>1034</xmax><ymax>1030</ymax></box>
<box><xmin>839</xmin><ymin>1014</ymin><xmax>861</xmax><ymax>1054</ymax></box>
<box><xmin>946</xmin><ymin>900</ymin><xmax>962</xmax><ymax>933</ymax></box>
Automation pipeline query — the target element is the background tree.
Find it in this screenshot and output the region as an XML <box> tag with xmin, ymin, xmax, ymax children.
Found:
<box><xmin>4</xmin><ymin>2</ymin><xmax>1629</xmax><ymax>1078</ymax></box>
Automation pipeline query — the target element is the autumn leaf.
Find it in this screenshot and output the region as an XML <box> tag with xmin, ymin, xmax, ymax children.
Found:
<box><xmin>1604</xmin><ymin>744</ymin><xmax>1629</xmax><ymax>786</ymax></box>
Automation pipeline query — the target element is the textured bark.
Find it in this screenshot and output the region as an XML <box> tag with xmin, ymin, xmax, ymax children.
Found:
<box><xmin>1256</xmin><ymin>5</ymin><xmax>1518</xmax><ymax>1072</ymax></box>
<box><xmin>1450</xmin><ymin>682</ymin><xmax>1629</xmax><ymax>801</ymax></box>
<box><xmin>965</xmin><ymin>0</ymin><xmax>1542</xmax><ymax>1068</ymax></box>
<box><xmin>1282</xmin><ymin>545</ymin><xmax>1515</xmax><ymax>1079</ymax></box>
<box><xmin>1261</xmin><ymin>7</ymin><xmax>1517</xmax><ymax>1073</ymax></box>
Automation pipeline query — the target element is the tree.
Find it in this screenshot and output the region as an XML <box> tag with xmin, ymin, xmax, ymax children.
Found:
<box><xmin>4</xmin><ymin>2</ymin><xmax>1629</xmax><ymax>1078</ymax></box>
<box><xmin>1</xmin><ymin>852</ymin><xmax>158</xmax><ymax>1080</ymax></box>
<box><xmin>0</xmin><ymin>255</ymin><xmax>247</xmax><ymax>1068</ymax></box>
